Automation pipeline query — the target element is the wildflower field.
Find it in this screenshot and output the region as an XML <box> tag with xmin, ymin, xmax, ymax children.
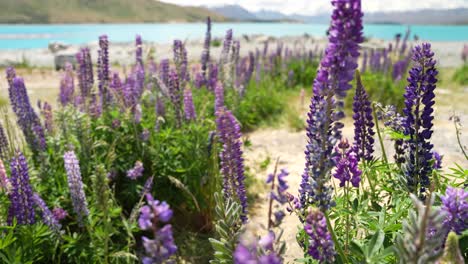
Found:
<box><xmin>0</xmin><ymin>0</ymin><xmax>467</xmax><ymax>263</ymax></box>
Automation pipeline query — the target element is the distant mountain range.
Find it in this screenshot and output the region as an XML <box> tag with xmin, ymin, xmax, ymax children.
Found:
<box><xmin>0</xmin><ymin>0</ymin><xmax>225</xmax><ymax>23</ymax></box>
<box><xmin>209</xmin><ymin>4</ymin><xmax>468</xmax><ymax>25</ymax></box>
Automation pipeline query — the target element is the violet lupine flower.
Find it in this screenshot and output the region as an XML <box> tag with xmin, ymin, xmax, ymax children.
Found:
<box><xmin>0</xmin><ymin>159</ymin><xmax>10</xmax><ymax>193</ymax></box>
<box><xmin>64</xmin><ymin>150</ymin><xmax>89</xmax><ymax>226</ymax></box>
<box><xmin>352</xmin><ymin>71</ymin><xmax>375</xmax><ymax>161</ymax></box>
<box><xmin>123</xmin><ymin>72</ymin><xmax>137</xmax><ymax>108</ymax></box>
<box><xmin>267</xmin><ymin>168</ymin><xmax>289</xmax><ymax>227</ymax></box>
<box><xmin>6</xmin><ymin>67</ymin><xmax>17</xmax><ymax>111</ymax></box>
<box><xmin>173</xmin><ymin>40</ymin><xmax>188</xmax><ymax>87</ymax></box>
<box><xmin>300</xmin><ymin>0</ymin><xmax>363</xmax><ymax>211</ymax></box>
<box><xmin>214</xmin><ymin>82</ymin><xmax>224</xmax><ymax>114</ymax></box>
<box><xmin>216</xmin><ymin>108</ymin><xmax>248</xmax><ymax>222</ymax></box>
<box><xmin>127</xmin><ymin>161</ymin><xmax>144</xmax><ymax>180</ymax></box>
<box><xmin>440</xmin><ymin>187</ymin><xmax>468</xmax><ymax>235</ymax></box>
<box><xmin>109</xmin><ymin>71</ymin><xmax>123</xmax><ymax>100</ymax></box>
<box><xmin>333</xmin><ymin>138</ymin><xmax>362</xmax><ymax>188</ymax></box>
<box><xmin>138</xmin><ymin>194</ymin><xmax>177</xmax><ymax>264</ymax></box>
<box><xmin>9</xmin><ymin>76</ymin><xmax>46</xmax><ymax>151</ymax></box>
<box><xmin>194</xmin><ymin>72</ymin><xmax>205</xmax><ymax>89</ymax></box>
<box><xmin>52</xmin><ymin>207</ymin><xmax>68</xmax><ymax>221</ymax></box>
<box><xmin>40</xmin><ymin>102</ymin><xmax>54</xmax><ymax>133</ymax></box>
<box><xmin>361</xmin><ymin>50</ymin><xmax>368</xmax><ymax>73</ymax></box>
<box><xmin>433</xmin><ymin>151</ymin><xmax>442</xmax><ymax>169</ymax></box>
<box><xmin>7</xmin><ymin>151</ymin><xmax>35</xmax><ymax>225</ymax></box>
<box><xmin>134</xmin><ymin>104</ymin><xmax>142</xmax><ymax>124</ymax></box>
<box><xmin>207</xmin><ymin>63</ymin><xmax>218</xmax><ymax>91</ymax></box>
<box><xmin>220</xmin><ymin>29</ymin><xmax>233</xmax><ymax>65</ymax></box>
<box><xmin>201</xmin><ymin>17</ymin><xmax>212</xmax><ymax>80</ymax></box>
<box><xmin>168</xmin><ymin>70</ymin><xmax>183</xmax><ymax>127</ymax></box>
<box><xmin>32</xmin><ymin>193</ymin><xmax>61</xmax><ymax>233</ymax></box>
<box><xmin>234</xmin><ymin>232</ymin><xmax>282</xmax><ymax>264</ymax></box>
<box><xmin>59</xmin><ymin>62</ymin><xmax>75</xmax><ymax>106</ymax></box>
<box><xmin>304</xmin><ymin>208</ymin><xmax>336</xmax><ymax>263</ymax></box>
<box><xmin>183</xmin><ymin>88</ymin><xmax>197</xmax><ymax>121</ymax></box>
<box><xmin>0</xmin><ymin>123</ymin><xmax>9</xmax><ymax>160</ymax></box>
<box><xmin>136</xmin><ymin>34</ymin><xmax>144</xmax><ymax>67</ymax></box>
<box><xmin>98</xmin><ymin>35</ymin><xmax>109</xmax><ymax>105</ymax></box>
<box><xmin>155</xmin><ymin>96</ymin><xmax>165</xmax><ymax>118</ymax></box>
<box><xmin>402</xmin><ymin>43</ymin><xmax>438</xmax><ymax>197</ymax></box>
<box><xmin>159</xmin><ymin>59</ymin><xmax>170</xmax><ymax>88</ymax></box>
<box><xmin>141</xmin><ymin>129</ymin><xmax>150</xmax><ymax>142</ymax></box>
<box><xmin>76</xmin><ymin>48</ymin><xmax>94</xmax><ymax>100</ymax></box>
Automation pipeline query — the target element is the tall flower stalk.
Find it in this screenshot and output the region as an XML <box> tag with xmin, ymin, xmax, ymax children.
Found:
<box><xmin>7</xmin><ymin>151</ymin><xmax>35</xmax><ymax>225</ymax></box>
<box><xmin>299</xmin><ymin>0</ymin><xmax>363</xmax><ymax>211</ymax></box>
<box><xmin>352</xmin><ymin>71</ymin><xmax>375</xmax><ymax>161</ymax></box>
<box><xmin>201</xmin><ymin>17</ymin><xmax>211</xmax><ymax>82</ymax></box>
<box><xmin>64</xmin><ymin>150</ymin><xmax>89</xmax><ymax>226</ymax></box>
<box><xmin>183</xmin><ymin>88</ymin><xmax>197</xmax><ymax>121</ymax></box>
<box><xmin>402</xmin><ymin>43</ymin><xmax>438</xmax><ymax>198</ymax></box>
<box><xmin>216</xmin><ymin>108</ymin><xmax>248</xmax><ymax>222</ymax></box>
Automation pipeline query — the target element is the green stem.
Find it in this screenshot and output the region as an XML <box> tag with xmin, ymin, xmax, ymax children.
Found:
<box><xmin>325</xmin><ymin>213</ymin><xmax>348</xmax><ymax>263</ymax></box>
<box><xmin>372</xmin><ymin>104</ymin><xmax>392</xmax><ymax>179</ymax></box>
<box><xmin>345</xmin><ymin>182</ymin><xmax>350</xmax><ymax>253</ymax></box>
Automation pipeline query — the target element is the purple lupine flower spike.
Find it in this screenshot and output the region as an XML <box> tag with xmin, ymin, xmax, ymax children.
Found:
<box><xmin>440</xmin><ymin>187</ymin><xmax>468</xmax><ymax>235</ymax></box>
<box><xmin>76</xmin><ymin>48</ymin><xmax>94</xmax><ymax>102</ymax></box>
<box><xmin>208</xmin><ymin>63</ymin><xmax>218</xmax><ymax>91</ymax></box>
<box><xmin>304</xmin><ymin>208</ymin><xmax>336</xmax><ymax>262</ymax></box>
<box><xmin>52</xmin><ymin>207</ymin><xmax>68</xmax><ymax>221</ymax></box>
<box><xmin>183</xmin><ymin>88</ymin><xmax>197</xmax><ymax>121</ymax></box>
<box><xmin>159</xmin><ymin>59</ymin><xmax>170</xmax><ymax>88</ymax></box>
<box><xmin>220</xmin><ymin>29</ymin><xmax>233</xmax><ymax>65</ymax></box>
<box><xmin>433</xmin><ymin>151</ymin><xmax>443</xmax><ymax>169</ymax></box>
<box><xmin>139</xmin><ymin>194</ymin><xmax>177</xmax><ymax>263</ymax></box>
<box><xmin>214</xmin><ymin>82</ymin><xmax>224</xmax><ymax>114</ymax></box>
<box><xmin>353</xmin><ymin>71</ymin><xmax>375</xmax><ymax>161</ymax></box>
<box><xmin>216</xmin><ymin>108</ymin><xmax>248</xmax><ymax>222</ymax></box>
<box><xmin>169</xmin><ymin>69</ymin><xmax>183</xmax><ymax>127</ymax></box>
<box><xmin>299</xmin><ymin>0</ymin><xmax>363</xmax><ymax>211</ymax></box>
<box><xmin>402</xmin><ymin>43</ymin><xmax>438</xmax><ymax>197</ymax></box>
<box><xmin>234</xmin><ymin>232</ymin><xmax>282</xmax><ymax>264</ymax></box>
<box><xmin>201</xmin><ymin>17</ymin><xmax>212</xmax><ymax>81</ymax></box>
<box><xmin>127</xmin><ymin>161</ymin><xmax>144</xmax><ymax>180</ymax></box>
<box><xmin>64</xmin><ymin>150</ymin><xmax>89</xmax><ymax>226</ymax></box>
<box><xmin>9</xmin><ymin>76</ymin><xmax>46</xmax><ymax>151</ymax></box>
<box><xmin>98</xmin><ymin>35</ymin><xmax>110</xmax><ymax>105</ymax></box>
<box><xmin>59</xmin><ymin>62</ymin><xmax>75</xmax><ymax>106</ymax></box>
<box><xmin>136</xmin><ymin>34</ymin><xmax>144</xmax><ymax>67</ymax></box>
<box><xmin>173</xmin><ymin>40</ymin><xmax>188</xmax><ymax>88</ymax></box>
<box><xmin>33</xmin><ymin>193</ymin><xmax>62</xmax><ymax>233</ymax></box>
<box><xmin>333</xmin><ymin>138</ymin><xmax>362</xmax><ymax>188</ymax></box>
<box><xmin>41</xmin><ymin>102</ymin><xmax>54</xmax><ymax>133</ymax></box>
<box><xmin>7</xmin><ymin>151</ymin><xmax>35</xmax><ymax>225</ymax></box>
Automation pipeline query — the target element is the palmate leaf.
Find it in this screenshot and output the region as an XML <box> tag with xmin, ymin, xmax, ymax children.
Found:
<box><xmin>209</xmin><ymin>192</ymin><xmax>243</xmax><ymax>264</ymax></box>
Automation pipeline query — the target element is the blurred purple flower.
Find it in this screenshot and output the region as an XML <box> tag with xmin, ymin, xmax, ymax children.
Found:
<box><xmin>64</xmin><ymin>150</ymin><xmax>89</xmax><ymax>226</ymax></box>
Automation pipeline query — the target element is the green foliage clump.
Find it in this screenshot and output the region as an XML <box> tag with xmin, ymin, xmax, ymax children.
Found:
<box><xmin>452</xmin><ymin>64</ymin><xmax>468</xmax><ymax>85</ymax></box>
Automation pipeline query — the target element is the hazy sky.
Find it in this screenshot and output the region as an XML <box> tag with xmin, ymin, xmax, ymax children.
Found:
<box><xmin>160</xmin><ymin>0</ymin><xmax>468</xmax><ymax>15</ymax></box>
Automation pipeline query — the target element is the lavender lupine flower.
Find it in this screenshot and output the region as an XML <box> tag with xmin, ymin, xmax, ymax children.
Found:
<box><xmin>7</xmin><ymin>151</ymin><xmax>35</xmax><ymax>225</ymax></box>
<box><xmin>32</xmin><ymin>193</ymin><xmax>61</xmax><ymax>233</ymax></box>
<box><xmin>333</xmin><ymin>138</ymin><xmax>362</xmax><ymax>188</ymax></box>
<box><xmin>8</xmin><ymin>76</ymin><xmax>46</xmax><ymax>151</ymax></box>
<box><xmin>201</xmin><ymin>17</ymin><xmax>212</xmax><ymax>80</ymax></box>
<box><xmin>109</xmin><ymin>71</ymin><xmax>123</xmax><ymax>100</ymax></box>
<box><xmin>52</xmin><ymin>207</ymin><xmax>68</xmax><ymax>221</ymax></box>
<box><xmin>155</xmin><ymin>96</ymin><xmax>165</xmax><ymax>118</ymax></box>
<box><xmin>220</xmin><ymin>29</ymin><xmax>233</xmax><ymax>65</ymax></box>
<box><xmin>300</xmin><ymin>0</ymin><xmax>363</xmax><ymax>211</ymax></box>
<box><xmin>139</xmin><ymin>194</ymin><xmax>177</xmax><ymax>264</ymax></box>
<box><xmin>64</xmin><ymin>150</ymin><xmax>89</xmax><ymax>225</ymax></box>
<box><xmin>0</xmin><ymin>159</ymin><xmax>10</xmax><ymax>193</ymax></box>
<box><xmin>440</xmin><ymin>187</ymin><xmax>468</xmax><ymax>234</ymax></box>
<box><xmin>352</xmin><ymin>71</ymin><xmax>375</xmax><ymax>161</ymax></box>
<box><xmin>136</xmin><ymin>34</ymin><xmax>144</xmax><ymax>67</ymax></box>
<box><xmin>214</xmin><ymin>82</ymin><xmax>224</xmax><ymax>114</ymax></box>
<box><xmin>361</xmin><ymin>50</ymin><xmax>368</xmax><ymax>73</ymax></box>
<box><xmin>234</xmin><ymin>232</ymin><xmax>282</xmax><ymax>264</ymax></box>
<box><xmin>207</xmin><ymin>63</ymin><xmax>218</xmax><ymax>90</ymax></box>
<box><xmin>173</xmin><ymin>40</ymin><xmax>188</xmax><ymax>88</ymax></box>
<box><xmin>76</xmin><ymin>48</ymin><xmax>94</xmax><ymax>102</ymax></box>
<box><xmin>159</xmin><ymin>59</ymin><xmax>170</xmax><ymax>88</ymax></box>
<box><xmin>183</xmin><ymin>88</ymin><xmax>197</xmax><ymax>121</ymax></box>
<box><xmin>6</xmin><ymin>67</ymin><xmax>17</xmax><ymax>111</ymax></box>
<box><xmin>402</xmin><ymin>43</ymin><xmax>438</xmax><ymax>197</ymax></box>
<box><xmin>40</xmin><ymin>102</ymin><xmax>54</xmax><ymax>133</ymax></box>
<box><xmin>304</xmin><ymin>208</ymin><xmax>336</xmax><ymax>263</ymax></box>
<box><xmin>127</xmin><ymin>161</ymin><xmax>144</xmax><ymax>180</ymax></box>
<box><xmin>168</xmin><ymin>70</ymin><xmax>183</xmax><ymax>127</ymax></box>
<box><xmin>134</xmin><ymin>104</ymin><xmax>142</xmax><ymax>124</ymax></box>
<box><xmin>216</xmin><ymin>108</ymin><xmax>248</xmax><ymax>222</ymax></box>
<box><xmin>59</xmin><ymin>62</ymin><xmax>74</xmax><ymax>106</ymax></box>
<box><xmin>194</xmin><ymin>72</ymin><xmax>205</xmax><ymax>89</ymax></box>
<box><xmin>433</xmin><ymin>151</ymin><xmax>442</xmax><ymax>169</ymax></box>
<box><xmin>0</xmin><ymin>123</ymin><xmax>9</xmax><ymax>160</ymax></box>
<box><xmin>98</xmin><ymin>35</ymin><xmax>109</xmax><ymax>104</ymax></box>
<box><xmin>267</xmin><ymin>168</ymin><xmax>289</xmax><ymax>227</ymax></box>
<box><xmin>141</xmin><ymin>129</ymin><xmax>150</xmax><ymax>142</ymax></box>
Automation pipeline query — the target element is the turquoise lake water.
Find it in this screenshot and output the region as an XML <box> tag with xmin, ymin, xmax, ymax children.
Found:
<box><xmin>0</xmin><ymin>23</ymin><xmax>467</xmax><ymax>50</ymax></box>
